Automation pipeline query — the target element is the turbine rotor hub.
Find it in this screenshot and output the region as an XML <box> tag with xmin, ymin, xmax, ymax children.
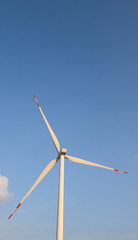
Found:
<box><xmin>60</xmin><ymin>148</ymin><xmax>67</xmax><ymax>155</ymax></box>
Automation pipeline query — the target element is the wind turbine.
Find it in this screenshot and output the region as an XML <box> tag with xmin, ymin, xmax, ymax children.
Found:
<box><xmin>8</xmin><ymin>95</ymin><xmax>128</xmax><ymax>240</ymax></box>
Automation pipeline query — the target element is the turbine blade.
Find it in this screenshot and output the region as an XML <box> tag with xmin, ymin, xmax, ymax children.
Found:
<box><xmin>65</xmin><ymin>155</ymin><xmax>128</xmax><ymax>174</ymax></box>
<box><xmin>8</xmin><ymin>158</ymin><xmax>59</xmax><ymax>220</ymax></box>
<box><xmin>33</xmin><ymin>95</ymin><xmax>60</xmax><ymax>153</ymax></box>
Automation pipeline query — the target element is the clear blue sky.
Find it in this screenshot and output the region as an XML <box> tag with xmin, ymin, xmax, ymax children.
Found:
<box><xmin>0</xmin><ymin>1</ymin><xmax>138</xmax><ymax>239</ymax></box>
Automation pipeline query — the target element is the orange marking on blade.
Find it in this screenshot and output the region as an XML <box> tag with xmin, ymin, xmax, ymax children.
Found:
<box><xmin>114</xmin><ymin>169</ymin><xmax>119</xmax><ymax>172</ymax></box>
<box><xmin>124</xmin><ymin>171</ymin><xmax>128</xmax><ymax>174</ymax></box>
<box><xmin>33</xmin><ymin>94</ymin><xmax>36</xmax><ymax>99</ymax></box>
<box><xmin>37</xmin><ymin>102</ymin><xmax>40</xmax><ymax>107</ymax></box>
<box><xmin>17</xmin><ymin>203</ymin><xmax>21</xmax><ymax>209</ymax></box>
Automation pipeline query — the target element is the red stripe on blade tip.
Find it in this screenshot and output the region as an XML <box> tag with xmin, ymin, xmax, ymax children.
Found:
<box><xmin>114</xmin><ymin>169</ymin><xmax>119</xmax><ymax>172</ymax></box>
<box><xmin>8</xmin><ymin>214</ymin><xmax>13</xmax><ymax>220</ymax></box>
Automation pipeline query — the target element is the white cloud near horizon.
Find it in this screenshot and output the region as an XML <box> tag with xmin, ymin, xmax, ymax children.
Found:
<box><xmin>0</xmin><ymin>175</ymin><xmax>12</xmax><ymax>204</ymax></box>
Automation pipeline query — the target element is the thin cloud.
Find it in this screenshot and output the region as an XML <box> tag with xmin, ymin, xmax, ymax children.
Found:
<box><xmin>0</xmin><ymin>175</ymin><xmax>12</xmax><ymax>204</ymax></box>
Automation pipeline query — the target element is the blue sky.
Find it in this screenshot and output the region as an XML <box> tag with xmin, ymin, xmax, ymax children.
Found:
<box><xmin>0</xmin><ymin>0</ymin><xmax>138</xmax><ymax>239</ymax></box>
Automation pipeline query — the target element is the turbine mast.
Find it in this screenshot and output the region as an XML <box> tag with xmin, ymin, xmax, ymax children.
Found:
<box><xmin>56</xmin><ymin>148</ymin><xmax>67</xmax><ymax>240</ymax></box>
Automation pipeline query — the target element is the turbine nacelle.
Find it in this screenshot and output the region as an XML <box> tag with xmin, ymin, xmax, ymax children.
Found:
<box><xmin>59</xmin><ymin>148</ymin><xmax>67</xmax><ymax>156</ymax></box>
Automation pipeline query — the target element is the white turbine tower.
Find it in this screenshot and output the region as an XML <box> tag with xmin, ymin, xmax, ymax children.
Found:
<box><xmin>8</xmin><ymin>95</ymin><xmax>128</xmax><ymax>240</ymax></box>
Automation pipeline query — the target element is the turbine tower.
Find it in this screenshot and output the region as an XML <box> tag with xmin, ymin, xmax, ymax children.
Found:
<box><xmin>8</xmin><ymin>95</ymin><xmax>128</xmax><ymax>240</ymax></box>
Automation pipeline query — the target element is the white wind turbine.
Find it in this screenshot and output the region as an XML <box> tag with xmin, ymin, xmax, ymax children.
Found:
<box><xmin>8</xmin><ymin>95</ymin><xmax>128</xmax><ymax>240</ymax></box>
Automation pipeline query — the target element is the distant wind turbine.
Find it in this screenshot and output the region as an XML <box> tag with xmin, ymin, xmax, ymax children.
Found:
<box><xmin>8</xmin><ymin>95</ymin><xmax>128</xmax><ymax>240</ymax></box>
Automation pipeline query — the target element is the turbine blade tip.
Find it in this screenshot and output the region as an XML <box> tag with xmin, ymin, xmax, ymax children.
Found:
<box><xmin>8</xmin><ymin>214</ymin><xmax>12</xmax><ymax>220</ymax></box>
<box><xmin>33</xmin><ymin>95</ymin><xmax>40</xmax><ymax>107</ymax></box>
<box><xmin>114</xmin><ymin>169</ymin><xmax>128</xmax><ymax>174</ymax></box>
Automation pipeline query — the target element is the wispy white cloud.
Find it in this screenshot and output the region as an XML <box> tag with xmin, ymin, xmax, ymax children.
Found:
<box><xmin>0</xmin><ymin>175</ymin><xmax>12</xmax><ymax>204</ymax></box>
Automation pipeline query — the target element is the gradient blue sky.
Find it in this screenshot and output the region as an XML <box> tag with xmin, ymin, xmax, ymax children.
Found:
<box><xmin>0</xmin><ymin>1</ymin><xmax>138</xmax><ymax>239</ymax></box>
